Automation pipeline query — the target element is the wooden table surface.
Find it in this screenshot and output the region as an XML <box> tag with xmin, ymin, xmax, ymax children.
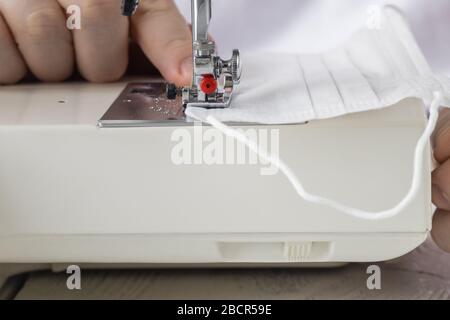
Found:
<box><xmin>1</xmin><ymin>238</ymin><xmax>449</xmax><ymax>300</ymax></box>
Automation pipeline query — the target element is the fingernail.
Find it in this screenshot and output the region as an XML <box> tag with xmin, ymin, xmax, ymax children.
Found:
<box><xmin>443</xmin><ymin>190</ymin><xmax>450</xmax><ymax>204</ymax></box>
<box><xmin>440</xmin><ymin>184</ymin><xmax>450</xmax><ymax>202</ymax></box>
<box><xmin>433</xmin><ymin>183</ymin><xmax>450</xmax><ymax>209</ymax></box>
<box><xmin>181</xmin><ymin>57</ymin><xmax>193</xmax><ymax>81</ymax></box>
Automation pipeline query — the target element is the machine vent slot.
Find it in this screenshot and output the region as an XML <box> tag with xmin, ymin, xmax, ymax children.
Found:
<box><xmin>217</xmin><ymin>241</ymin><xmax>332</xmax><ymax>263</ymax></box>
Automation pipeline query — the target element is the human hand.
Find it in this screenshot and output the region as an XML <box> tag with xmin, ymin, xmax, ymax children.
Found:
<box><xmin>0</xmin><ymin>0</ymin><xmax>192</xmax><ymax>85</ymax></box>
<box><xmin>431</xmin><ymin>108</ymin><xmax>450</xmax><ymax>252</ymax></box>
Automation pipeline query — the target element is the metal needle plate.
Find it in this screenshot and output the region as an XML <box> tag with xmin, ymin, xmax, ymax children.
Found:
<box><xmin>98</xmin><ymin>81</ymin><xmax>187</xmax><ymax>128</ymax></box>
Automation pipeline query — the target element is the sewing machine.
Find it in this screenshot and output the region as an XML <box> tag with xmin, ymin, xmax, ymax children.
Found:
<box><xmin>125</xmin><ymin>0</ymin><xmax>240</xmax><ymax>111</ymax></box>
<box><xmin>0</xmin><ymin>0</ymin><xmax>432</xmax><ymax>268</ymax></box>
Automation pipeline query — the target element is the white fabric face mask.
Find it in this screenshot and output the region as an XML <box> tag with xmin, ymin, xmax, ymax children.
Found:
<box><xmin>186</xmin><ymin>6</ymin><xmax>450</xmax><ymax>124</ymax></box>
<box><xmin>186</xmin><ymin>6</ymin><xmax>450</xmax><ymax>221</ymax></box>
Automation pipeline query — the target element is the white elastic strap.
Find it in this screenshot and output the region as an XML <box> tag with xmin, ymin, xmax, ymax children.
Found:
<box><xmin>189</xmin><ymin>92</ymin><xmax>445</xmax><ymax>221</ymax></box>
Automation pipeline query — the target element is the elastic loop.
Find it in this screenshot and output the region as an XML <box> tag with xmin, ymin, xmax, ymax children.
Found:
<box><xmin>188</xmin><ymin>92</ymin><xmax>444</xmax><ymax>220</ymax></box>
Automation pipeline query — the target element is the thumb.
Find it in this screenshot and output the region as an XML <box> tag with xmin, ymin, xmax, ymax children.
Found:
<box><xmin>130</xmin><ymin>0</ymin><xmax>192</xmax><ymax>86</ymax></box>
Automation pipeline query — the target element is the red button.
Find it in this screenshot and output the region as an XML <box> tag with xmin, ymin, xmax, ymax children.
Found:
<box><xmin>200</xmin><ymin>75</ymin><xmax>218</xmax><ymax>95</ymax></box>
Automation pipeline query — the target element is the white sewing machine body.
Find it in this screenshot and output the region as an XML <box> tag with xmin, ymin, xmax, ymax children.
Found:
<box><xmin>0</xmin><ymin>80</ymin><xmax>432</xmax><ymax>265</ymax></box>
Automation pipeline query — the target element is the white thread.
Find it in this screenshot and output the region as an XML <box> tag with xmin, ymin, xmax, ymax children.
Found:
<box><xmin>188</xmin><ymin>92</ymin><xmax>445</xmax><ymax>220</ymax></box>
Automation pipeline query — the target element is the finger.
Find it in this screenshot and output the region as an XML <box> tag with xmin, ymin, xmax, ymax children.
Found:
<box><xmin>433</xmin><ymin>108</ymin><xmax>450</xmax><ymax>163</ymax></box>
<box><xmin>431</xmin><ymin>209</ymin><xmax>450</xmax><ymax>253</ymax></box>
<box><xmin>432</xmin><ymin>159</ymin><xmax>450</xmax><ymax>211</ymax></box>
<box><xmin>0</xmin><ymin>0</ymin><xmax>74</xmax><ymax>82</ymax></box>
<box><xmin>131</xmin><ymin>0</ymin><xmax>192</xmax><ymax>86</ymax></box>
<box><xmin>0</xmin><ymin>12</ymin><xmax>27</xmax><ymax>84</ymax></box>
<box><xmin>58</xmin><ymin>0</ymin><xmax>129</xmax><ymax>83</ymax></box>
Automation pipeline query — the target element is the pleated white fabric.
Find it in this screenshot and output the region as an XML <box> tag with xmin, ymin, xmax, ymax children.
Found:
<box><xmin>186</xmin><ymin>7</ymin><xmax>450</xmax><ymax>124</ymax></box>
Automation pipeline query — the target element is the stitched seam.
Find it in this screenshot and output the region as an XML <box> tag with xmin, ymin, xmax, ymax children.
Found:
<box><xmin>295</xmin><ymin>54</ymin><xmax>317</xmax><ymax>118</ymax></box>
<box><xmin>321</xmin><ymin>54</ymin><xmax>346</xmax><ymax>111</ymax></box>
<box><xmin>344</xmin><ymin>47</ymin><xmax>382</xmax><ymax>105</ymax></box>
